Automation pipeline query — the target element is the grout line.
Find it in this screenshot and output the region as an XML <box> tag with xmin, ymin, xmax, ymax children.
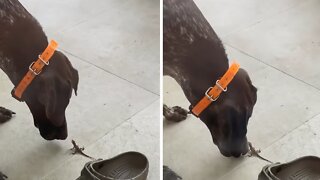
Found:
<box><xmin>217</xmin><ymin>111</ymin><xmax>320</xmax><ymax>180</ymax></box>
<box><xmin>58</xmin><ymin>19</ymin><xmax>91</xmax><ymax>34</ymax></box>
<box><xmin>55</xmin><ymin>6</ymin><xmax>111</xmax><ymax>34</ymax></box>
<box><xmin>225</xmin><ymin>44</ymin><xmax>320</xmax><ymax>93</ymax></box>
<box><xmin>61</xmin><ymin>49</ymin><xmax>160</xmax><ymax>96</ymax></box>
<box><xmin>221</xmin><ymin>0</ymin><xmax>309</xmax><ymax>39</ymax></box>
<box><xmin>262</xmin><ymin>111</ymin><xmax>320</xmax><ymax>153</ymax></box>
<box><xmin>94</xmin><ymin>98</ymin><xmax>159</xmax><ymax>143</ymax></box>
<box><xmin>80</xmin><ymin>98</ymin><xmax>159</xmax><ymax>152</ymax></box>
<box><xmin>42</xmin><ymin>98</ymin><xmax>159</xmax><ymax>179</ymax></box>
<box><xmin>218</xmin><ymin>39</ymin><xmax>320</xmax><ymax>179</ymax></box>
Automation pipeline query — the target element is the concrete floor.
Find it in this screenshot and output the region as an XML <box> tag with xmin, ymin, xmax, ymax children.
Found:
<box><xmin>164</xmin><ymin>0</ymin><xmax>320</xmax><ymax>179</ymax></box>
<box><xmin>0</xmin><ymin>0</ymin><xmax>159</xmax><ymax>179</ymax></box>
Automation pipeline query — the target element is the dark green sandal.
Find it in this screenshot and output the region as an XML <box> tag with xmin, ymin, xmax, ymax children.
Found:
<box><xmin>0</xmin><ymin>172</ymin><xmax>8</xmax><ymax>180</ymax></box>
<box><xmin>258</xmin><ymin>156</ymin><xmax>320</xmax><ymax>180</ymax></box>
<box><xmin>77</xmin><ymin>152</ymin><xmax>149</xmax><ymax>180</ymax></box>
<box><xmin>163</xmin><ymin>166</ymin><xmax>182</xmax><ymax>180</ymax></box>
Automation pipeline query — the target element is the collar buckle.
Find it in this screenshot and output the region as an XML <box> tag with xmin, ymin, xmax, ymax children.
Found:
<box><xmin>205</xmin><ymin>87</ymin><xmax>219</xmax><ymax>102</ymax></box>
<box><xmin>191</xmin><ymin>62</ymin><xmax>240</xmax><ymax>117</ymax></box>
<box><xmin>28</xmin><ymin>61</ymin><xmax>42</xmax><ymax>76</ymax></box>
<box><xmin>12</xmin><ymin>40</ymin><xmax>58</xmax><ymax>100</ymax></box>
<box><xmin>216</xmin><ymin>80</ymin><xmax>227</xmax><ymax>92</ymax></box>
<box><xmin>38</xmin><ymin>55</ymin><xmax>49</xmax><ymax>65</ymax></box>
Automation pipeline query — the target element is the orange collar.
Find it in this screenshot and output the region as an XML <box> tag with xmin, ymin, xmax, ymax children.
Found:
<box><xmin>12</xmin><ymin>40</ymin><xmax>58</xmax><ymax>101</ymax></box>
<box><xmin>191</xmin><ymin>62</ymin><xmax>240</xmax><ymax>117</ymax></box>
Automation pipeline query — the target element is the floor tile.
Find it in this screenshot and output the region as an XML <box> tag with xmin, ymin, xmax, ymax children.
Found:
<box><xmin>19</xmin><ymin>0</ymin><xmax>118</xmax><ymax>35</ymax></box>
<box><xmin>163</xmin><ymin>45</ymin><xmax>320</xmax><ymax>179</ymax></box>
<box><xmin>194</xmin><ymin>0</ymin><xmax>303</xmax><ymax>37</ymax></box>
<box><xmin>219</xmin><ymin>113</ymin><xmax>320</xmax><ymax>180</ymax></box>
<box><xmin>0</xmin><ymin>54</ymin><xmax>157</xmax><ymax>179</ymax></box>
<box><xmin>54</xmin><ymin>0</ymin><xmax>160</xmax><ymax>94</ymax></box>
<box><xmin>225</xmin><ymin>46</ymin><xmax>320</xmax><ymax>149</ymax></box>
<box><xmin>224</xmin><ymin>0</ymin><xmax>320</xmax><ymax>88</ymax></box>
<box><xmin>43</xmin><ymin>100</ymin><xmax>160</xmax><ymax>180</ymax></box>
<box><xmin>1</xmin><ymin>1</ymin><xmax>159</xmax><ymax>179</ymax></box>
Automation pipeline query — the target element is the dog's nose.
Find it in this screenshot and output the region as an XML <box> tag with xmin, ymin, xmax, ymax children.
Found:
<box><xmin>230</xmin><ymin>152</ymin><xmax>242</xmax><ymax>158</ymax></box>
<box><xmin>220</xmin><ymin>149</ymin><xmax>231</xmax><ymax>157</ymax></box>
<box><xmin>220</xmin><ymin>150</ymin><xmax>242</xmax><ymax>157</ymax></box>
<box><xmin>42</xmin><ymin>132</ymin><xmax>56</xmax><ymax>141</ymax></box>
<box><xmin>55</xmin><ymin>132</ymin><xmax>68</xmax><ymax>140</ymax></box>
<box><xmin>42</xmin><ymin>132</ymin><xmax>67</xmax><ymax>140</ymax></box>
<box><xmin>40</xmin><ymin>127</ymin><xmax>68</xmax><ymax>140</ymax></box>
<box><xmin>219</xmin><ymin>142</ymin><xmax>249</xmax><ymax>157</ymax></box>
<box><xmin>230</xmin><ymin>146</ymin><xmax>249</xmax><ymax>157</ymax></box>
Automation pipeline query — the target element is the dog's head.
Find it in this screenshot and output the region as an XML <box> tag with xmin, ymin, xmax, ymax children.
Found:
<box><xmin>198</xmin><ymin>69</ymin><xmax>257</xmax><ymax>157</ymax></box>
<box><xmin>22</xmin><ymin>51</ymin><xmax>79</xmax><ymax>140</ymax></box>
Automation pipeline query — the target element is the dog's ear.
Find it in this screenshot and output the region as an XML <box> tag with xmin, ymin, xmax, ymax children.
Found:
<box><xmin>37</xmin><ymin>75</ymin><xmax>71</xmax><ymax>126</ymax></box>
<box><xmin>245</xmin><ymin>71</ymin><xmax>257</xmax><ymax>94</ymax></box>
<box><xmin>238</xmin><ymin>69</ymin><xmax>254</xmax><ymax>87</ymax></box>
<box><xmin>237</xmin><ymin>68</ymin><xmax>257</xmax><ymax>118</ymax></box>
<box><xmin>37</xmin><ymin>76</ymin><xmax>57</xmax><ymax>119</ymax></box>
<box><xmin>62</xmin><ymin>54</ymin><xmax>79</xmax><ymax>96</ymax></box>
<box><xmin>244</xmin><ymin>70</ymin><xmax>257</xmax><ymax>106</ymax></box>
<box><xmin>71</xmin><ymin>68</ymin><xmax>79</xmax><ymax>96</ymax></box>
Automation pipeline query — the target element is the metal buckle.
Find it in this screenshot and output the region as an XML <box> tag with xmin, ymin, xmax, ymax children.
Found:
<box><xmin>38</xmin><ymin>55</ymin><xmax>49</xmax><ymax>65</ymax></box>
<box><xmin>29</xmin><ymin>62</ymin><xmax>41</xmax><ymax>75</ymax></box>
<box><xmin>205</xmin><ymin>87</ymin><xmax>219</xmax><ymax>102</ymax></box>
<box><xmin>216</xmin><ymin>80</ymin><xmax>227</xmax><ymax>92</ymax></box>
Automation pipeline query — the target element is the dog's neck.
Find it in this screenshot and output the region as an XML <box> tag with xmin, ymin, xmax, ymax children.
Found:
<box><xmin>164</xmin><ymin>0</ymin><xmax>229</xmax><ymax>105</ymax></box>
<box><xmin>170</xmin><ymin>62</ymin><xmax>229</xmax><ymax>105</ymax></box>
<box><xmin>0</xmin><ymin>1</ymin><xmax>48</xmax><ymax>85</ymax></box>
<box><xmin>164</xmin><ymin>38</ymin><xmax>229</xmax><ymax>105</ymax></box>
<box><xmin>0</xmin><ymin>35</ymin><xmax>48</xmax><ymax>86</ymax></box>
<box><xmin>0</xmin><ymin>51</ymin><xmax>41</xmax><ymax>85</ymax></box>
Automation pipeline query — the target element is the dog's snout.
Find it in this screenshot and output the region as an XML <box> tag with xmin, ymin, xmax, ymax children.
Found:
<box><xmin>218</xmin><ymin>139</ymin><xmax>249</xmax><ymax>157</ymax></box>
<box><xmin>40</xmin><ymin>129</ymin><xmax>67</xmax><ymax>140</ymax></box>
<box><xmin>41</xmin><ymin>131</ymin><xmax>56</xmax><ymax>141</ymax></box>
<box><xmin>220</xmin><ymin>149</ymin><xmax>245</xmax><ymax>157</ymax></box>
<box><xmin>41</xmin><ymin>131</ymin><xmax>67</xmax><ymax>140</ymax></box>
<box><xmin>38</xmin><ymin>121</ymin><xmax>68</xmax><ymax>140</ymax></box>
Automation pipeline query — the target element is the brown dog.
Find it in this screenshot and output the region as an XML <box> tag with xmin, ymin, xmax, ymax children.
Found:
<box><xmin>0</xmin><ymin>0</ymin><xmax>79</xmax><ymax>141</ymax></box>
<box><xmin>163</xmin><ymin>0</ymin><xmax>257</xmax><ymax>157</ymax></box>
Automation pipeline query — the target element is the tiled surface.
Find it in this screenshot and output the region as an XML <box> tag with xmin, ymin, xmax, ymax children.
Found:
<box><xmin>44</xmin><ymin>100</ymin><xmax>160</xmax><ymax>180</ymax></box>
<box><xmin>194</xmin><ymin>0</ymin><xmax>303</xmax><ymax>37</ymax></box>
<box><xmin>21</xmin><ymin>0</ymin><xmax>160</xmax><ymax>94</ymax></box>
<box><xmin>164</xmin><ymin>0</ymin><xmax>320</xmax><ymax>179</ymax></box>
<box><xmin>224</xmin><ymin>0</ymin><xmax>320</xmax><ymax>89</ymax></box>
<box><xmin>0</xmin><ymin>0</ymin><xmax>159</xmax><ymax>179</ymax></box>
<box><xmin>219</xmin><ymin>114</ymin><xmax>320</xmax><ymax>180</ymax></box>
<box><xmin>20</xmin><ymin>0</ymin><xmax>125</xmax><ymax>35</ymax></box>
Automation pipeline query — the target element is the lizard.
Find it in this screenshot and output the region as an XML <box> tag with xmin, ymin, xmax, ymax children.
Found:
<box><xmin>70</xmin><ymin>140</ymin><xmax>96</xmax><ymax>161</ymax></box>
<box><xmin>247</xmin><ymin>142</ymin><xmax>273</xmax><ymax>164</ymax></box>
